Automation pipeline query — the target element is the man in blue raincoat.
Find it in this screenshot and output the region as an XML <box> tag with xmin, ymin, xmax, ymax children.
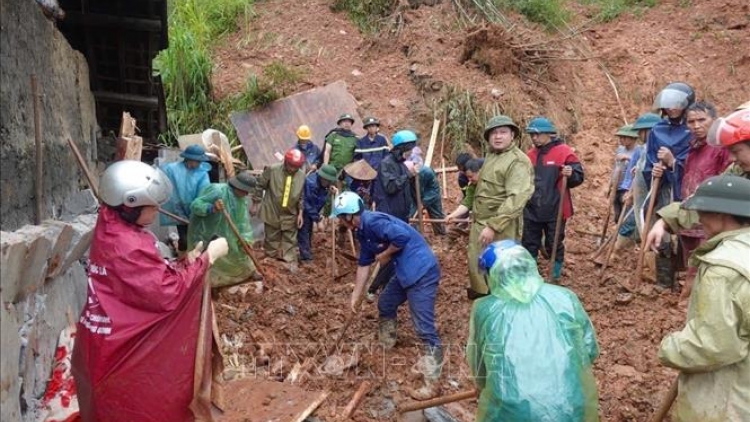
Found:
<box><xmin>467</xmin><ymin>240</ymin><xmax>600</xmax><ymax>422</ymax></box>
<box><xmin>160</xmin><ymin>144</ymin><xmax>211</xmax><ymax>253</ymax></box>
<box><xmin>644</xmin><ymin>82</ymin><xmax>696</xmax><ymax>289</ymax></box>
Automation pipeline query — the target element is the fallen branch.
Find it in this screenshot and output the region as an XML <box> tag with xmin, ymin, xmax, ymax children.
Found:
<box><xmin>399</xmin><ymin>389</ymin><xmax>477</xmax><ymax>413</ymax></box>
<box><xmin>340</xmin><ymin>381</ymin><xmax>371</xmax><ymax>420</ymax></box>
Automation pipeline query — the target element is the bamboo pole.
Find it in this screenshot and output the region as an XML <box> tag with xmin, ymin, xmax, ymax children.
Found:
<box><xmin>31</xmin><ymin>75</ymin><xmax>44</xmax><ymax>224</ymax></box>
<box><xmin>548</xmin><ymin>174</ymin><xmax>568</xmax><ymax>282</ymax></box>
<box><xmin>399</xmin><ymin>389</ymin><xmax>477</xmax><ymax>413</ymax></box>
<box><xmin>414</xmin><ymin>173</ymin><xmax>425</xmax><ymax>234</ymax></box>
<box><xmin>632</xmin><ymin>173</ymin><xmax>662</xmax><ymax>289</ymax></box>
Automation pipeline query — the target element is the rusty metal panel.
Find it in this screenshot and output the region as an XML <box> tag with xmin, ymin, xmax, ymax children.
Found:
<box><xmin>230</xmin><ymin>80</ymin><xmax>363</xmax><ymax>169</ymax></box>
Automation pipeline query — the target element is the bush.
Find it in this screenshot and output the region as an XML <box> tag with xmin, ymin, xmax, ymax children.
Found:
<box><xmin>331</xmin><ymin>0</ymin><xmax>398</xmax><ymax>33</ymax></box>
<box><xmin>580</xmin><ymin>0</ymin><xmax>658</xmax><ymax>22</ymax></box>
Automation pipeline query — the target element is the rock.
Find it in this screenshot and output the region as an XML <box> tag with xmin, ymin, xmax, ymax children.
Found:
<box><xmin>612</xmin><ymin>364</ymin><xmax>640</xmax><ymax>378</ymax></box>
<box><xmin>351</xmin><ymin>69</ymin><xmax>363</xmax><ymax>77</ymax></box>
<box><xmin>490</xmin><ymin>88</ymin><xmax>503</xmax><ymax>98</ymax></box>
<box><xmin>615</xmin><ymin>292</ymin><xmax>633</xmax><ymax>305</ymax></box>
<box><xmin>389</xmin><ymin>99</ymin><xmax>401</xmax><ymax>108</ymax></box>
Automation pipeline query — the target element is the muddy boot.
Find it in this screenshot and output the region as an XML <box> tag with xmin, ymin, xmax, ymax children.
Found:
<box><xmin>409</xmin><ymin>346</ymin><xmax>443</xmax><ymax>401</ymax></box>
<box><xmin>378</xmin><ymin>319</ymin><xmax>397</xmax><ymax>349</ymax></box>
<box><xmin>655</xmin><ymin>254</ymin><xmax>676</xmax><ymax>291</ymax></box>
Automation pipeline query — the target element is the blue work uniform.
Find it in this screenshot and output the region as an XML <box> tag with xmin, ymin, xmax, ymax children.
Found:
<box><xmin>354</xmin><ymin>134</ymin><xmax>390</xmax><ymax>171</ymax></box>
<box><xmin>295</xmin><ymin>141</ymin><xmax>322</xmax><ymax>168</ymax></box>
<box><xmin>642</xmin><ymin>120</ymin><xmax>691</xmax><ymax>202</ymax></box>
<box><xmin>298</xmin><ymin>172</ymin><xmax>329</xmax><ymax>261</ymax></box>
<box><xmin>356</xmin><ymin>211</ymin><xmax>441</xmax><ymax>348</ymax></box>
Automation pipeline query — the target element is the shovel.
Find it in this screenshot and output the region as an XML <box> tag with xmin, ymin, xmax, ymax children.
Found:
<box><xmin>320</xmin><ymin>262</ymin><xmax>381</xmax><ymax>372</ymax></box>
<box><xmin>625</xmin><ymin>170</ymin><xmax>662</xmax><ymax>291</ymax></box>
<box><xmin>547</xmin><ymin>174</ymin><xmax>568</xmax><ymax>282</ymax></box>
<box><xmin>219</xmin><ymin>207</ymin><xmax>268</xmax><ymax>282</ymax></box>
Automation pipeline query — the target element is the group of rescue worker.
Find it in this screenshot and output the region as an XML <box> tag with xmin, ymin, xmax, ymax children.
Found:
<box><xmin>70</xmin><ymin>83</ymin><xmax>749</xmax><ymax>421</ymax></box>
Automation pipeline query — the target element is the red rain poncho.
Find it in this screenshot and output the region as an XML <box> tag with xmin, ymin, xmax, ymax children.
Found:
<box><xmin>72</xmin><ymin>206</ymin><xmax>209</xmax><ymax>421</ymax></box>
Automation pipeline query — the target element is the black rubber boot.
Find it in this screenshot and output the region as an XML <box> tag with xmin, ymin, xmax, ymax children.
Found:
<box><xmin>466</xmin><ymin>287</ymin><xmax>489</xmax><ymax>301</ymax></box>
<box><xmin>655</xmin><ymin>254</ymin><xmax>676</xmax><ymax>290</ymax></box>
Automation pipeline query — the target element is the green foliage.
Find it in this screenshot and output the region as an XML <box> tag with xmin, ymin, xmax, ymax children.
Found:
<box><xmin>154</xmin><ymin>0</ymin><xmax>253</xmax><ymax>144</ymax></box>
<box><xmin>579</xmin><ymin>0</ymin><xmax>657</xmax><ymax>22</ymax></box>
<box><xmin>230</xmin><ymin>62</ymin><xmax>303</xmax><ymax>110</ymax></box>
<box><xmin>436</xmin><ymin>87</ymin><xmax>501</xmax><ymax>158</ymax></box>
<box><xmin>463</xmin><ymin>0</ymin><xmax>569</xmax><ymax>30</ymax></box>
<box><xmin>330</xmin><ymin>0</ymin><xmax>398</xmax><ymax>33</ymax></box>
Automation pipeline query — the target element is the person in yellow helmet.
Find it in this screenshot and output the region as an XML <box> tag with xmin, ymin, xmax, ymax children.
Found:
<box><xmin>293</xmin><ymin>124</ymin><xmax>321</xmax><ymax>172</ymax></box>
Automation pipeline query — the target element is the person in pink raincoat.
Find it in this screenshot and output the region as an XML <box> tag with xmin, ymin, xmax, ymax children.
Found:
<box><xmin>71</xmin><ymin>160</ymin><xmax>228</xmax><ymax>422</ymax></box>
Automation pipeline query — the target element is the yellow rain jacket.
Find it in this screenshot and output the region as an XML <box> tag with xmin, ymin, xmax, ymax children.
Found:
<box><xmin>657</xmin><ymin>227</ymin><xmax>750</xmax><ymax>422</ymax></box>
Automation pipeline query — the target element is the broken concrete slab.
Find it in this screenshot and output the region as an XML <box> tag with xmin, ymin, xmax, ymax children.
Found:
<box><xmin>0</xmin><ymin>304</ymin><xmax>22</xmax><ymax>421</ymax></box>
<box><xmin>231</xmin><ymin>80</ymin><xmax>363</xmax><ymax>169</ymax></box>
<box><xmin>57</xmin><ymin>214</ymin><xmax>97</xmax><ymax>275</ymax></box>
<box><xmin>12</xmin><ymin>226</ymin><xmax>52</xmax><ymax>303</ymax></box>
<box><xmin>41</xmin><ymin>221</ymin><xmax>73</xmax><ymax>281</ymax></box>
<box><xmin>1</xmin><ymin>231</ymin><xmax>27</xmax><ymax>303</ymax></box>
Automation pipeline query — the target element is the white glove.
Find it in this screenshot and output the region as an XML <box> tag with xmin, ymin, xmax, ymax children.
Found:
<box><xmin>206</xmin><ymin>237</ymin><xmax>229</xmax><ymax>264</ymax></box>
<box><xmin>186</xmin><ymin>241</ymin><xmax>204</xmax><ymax>264</ymax></box>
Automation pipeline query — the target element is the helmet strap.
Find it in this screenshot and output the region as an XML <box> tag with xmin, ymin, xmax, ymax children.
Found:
<box><xmin>115</xmin><ymin>204</ymin><xmax>144</xmax><ymax>225</ymax></box>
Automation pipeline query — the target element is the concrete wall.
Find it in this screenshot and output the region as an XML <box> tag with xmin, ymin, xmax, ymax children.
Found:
<box><xmin>0</xmin><ymin>0</ymin><xmax>98</xmax><ymax>232</ymax></box>
<box><xmin>1</xmin><ymin>214</ymin><xmax>96</xmax><ymax>421</ymax></box>
<box><xmin>1</xmin><ymin>0</ymin><xmax>99</xmax><ymax>420</ymax></box>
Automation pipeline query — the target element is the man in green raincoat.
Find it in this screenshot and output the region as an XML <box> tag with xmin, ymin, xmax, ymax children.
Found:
<box><xmin>252</xmin><ymin>148</ymin><xmax>307</xmax><ymax>265</ymax></box>
<box><xmin>467</xmin><ymin>240</ymin><xmax>600</xmax><ymax>422</ymax></box>
<box><xmin>467</xmin><ymin>115</ymin><xmax>534</xmax><ymax>298</ymax></box>
<box><xmin>188</xmin><ymin>171</ymin><xmax>261</xmax><ymax>288</ymax></box>
<box><xmin>322</xmin><ymin>113</ymin><xmax>359</xmax><ymax>173</ymax></box>
<box><xmin>645</xmin><ymin>173</ymin><xmax>750</xmax><ymax>421</ymax></box>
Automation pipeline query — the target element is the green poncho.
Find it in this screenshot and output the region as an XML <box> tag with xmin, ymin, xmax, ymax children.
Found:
<box><xmin>467</xmin><ymin>246</ymin><xmax>600</xmax><ymax>422</ymax></box>
<box><xmin>187</xmin><ymin>183</ymin><xmax>256</xmax><ymax>287</ymax></box>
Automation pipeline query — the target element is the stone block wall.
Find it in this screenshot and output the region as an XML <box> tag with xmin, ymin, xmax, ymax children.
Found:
<box><xmin>1</xmin><ymin>214</ymin><xmax>96</xmax><ymax>421</ymax></box>
<box><xmin>0</xmin><ymin>0</ymin><xmax>98</xmax><ymax>232</ymax></box>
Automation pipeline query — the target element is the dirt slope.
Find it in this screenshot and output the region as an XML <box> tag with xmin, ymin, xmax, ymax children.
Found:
<box><xmin>211</xmin><ymin>0</ymin><xmax>750</xmax><ymax>420</ymax></box>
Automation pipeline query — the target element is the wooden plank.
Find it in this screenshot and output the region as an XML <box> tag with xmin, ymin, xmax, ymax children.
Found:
<box><xmin>424</xmin><ymin>119</ymin><xmax>440</xmax><ymax>168</ymax></box>
<box><xmin>230</xmin><ymin>80</ymin><xmax>363</xmax><ymax>169</ymax></box>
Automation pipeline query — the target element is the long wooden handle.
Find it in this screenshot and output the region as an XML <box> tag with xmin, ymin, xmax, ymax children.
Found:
<box><xmin>409</xmin><ymin>218</ymin><xmax>470</xmax><ymax>224</ymax></box>
<box><xmin>649</xmin><ymin>377</ymin><xmax>678</xmax><ymax>422</ymax></box>
<box><xmin>189</xmin><ymin>271</ymin><xmax>214</xmax><ymax>421</ymax></box>
<box><xmin>634</xmin><ymin>174</ymin><xmax>662</xmax><ymax>287</ymax></box>
<box><xmin>599</xmin><ymin>184</ymin><xmax>614</xmax><ymax>245</ymax></box>
<box><xmin>399</xmin><ymin>389</ymin><xmax>477</xmax><ymax>413</ymax></box>
<box><xmin>219</xmin><ymin>207</ymin><xmax>266</xmax><ymax>280</ymax></box>
<box><xmin>548</xmin><ymin>174</ymin><xmax>568</xmax><ymax>281</ymax></box>
<box><xmin>328</xmin><ymin>262</ymin><xmax>381</xmax><ymax>356</ymax></box>
<box><xmin>598</xmin><ymin>205</ymin><xmax>631</xmax><ymax>276</ymax></box>
<box><xmin>414</xmin><ymin>174</ymin><xmax>425</xmax><ymax>234</ymax></box>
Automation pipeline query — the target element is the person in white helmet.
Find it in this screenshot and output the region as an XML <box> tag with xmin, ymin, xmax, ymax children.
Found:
<box><xmin>72</xmin><ymin>160</ymin><xmax>229</xmax><ymax>422</ymax></box>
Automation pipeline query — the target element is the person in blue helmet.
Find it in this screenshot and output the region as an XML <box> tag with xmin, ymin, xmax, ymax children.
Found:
<box><xmin>332</xmin><ymin>191</ymin><xmax>443</xmax><ymax>401</ymax></box>
<box><xmin>467</xmin><ymin>240</ymin><xmax>600</xmax><ymax>422</ymax></box>
<box><xmin>643</xmin><ymin>82</ymin><xmax>696</xmax><ymax>290</ymax></box>
<box><xmin>354</xmin><ymin>116</ymin><xmax>390</xmax><ymax>171</ymax></box>
<box><xmin>160</xmin><ymin>144</ymin><xmax>212</xmax><ymax>253</ymax></box>
<box><xmin>372</xmin><ymin>129</ymin><xmax>417</xmax><ymax>222</ymax></box>
<box><xmin>522</xmin><ymin>117</ymin><xmax>585</xmax><ymax>281</ymax></box>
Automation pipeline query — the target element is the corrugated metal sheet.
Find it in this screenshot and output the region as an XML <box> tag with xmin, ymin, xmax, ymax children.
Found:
<box><xmin>230</xmin><ymin>80</ymin><xmax>363</xmax><ymax>169</ymax></box>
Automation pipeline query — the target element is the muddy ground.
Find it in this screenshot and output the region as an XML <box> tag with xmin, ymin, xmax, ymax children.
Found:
<box><xmin>210</xmin><ymin>0</ymin><xmax>750</xmax><ymax>420</ymax></box>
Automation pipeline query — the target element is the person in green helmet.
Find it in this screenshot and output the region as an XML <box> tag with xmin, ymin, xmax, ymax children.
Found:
<box><xmin>609</xmin><ymin>124</ymin><xmax>639</xmax><ymax>222</ymax></box>
<box><xmin>645</xmin><ymin>175</ymin><xmax>750</xmax><ymax>422</ymax></box>
<box><xmin>322</xmin><ymin>113</ymin><xmax>359</xmax><ymax>173</ymax></box>
<box><xmin>466</xmin><ymin>115</ymin><xmax>534</xmax><ymax>299</ymax></box>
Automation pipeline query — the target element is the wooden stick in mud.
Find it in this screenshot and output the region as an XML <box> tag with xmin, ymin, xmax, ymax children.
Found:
<box><xmin>340</xmin><ymin>381</ymin><xmax>372</xmax><ymax>419</ymax></box>
<box><xmin>547</xmin><ymin>174</ymin><xmax>568</xmax><ymax>282</ymax></box>
<box><xmin>31</xmin><ymin>75</ymin><xmax>44</xmax><ymax>224</ymax></box>
<box><xmin>399</xmin><ymin>389</ymin><xmax>477</xmax><ymax>413</ymax></box>
<box><xmin>597</xmin><ymin>205</ymin><xmax>631</xmax><ymax>276</ymax></box>
<box><xmin>633</xmin><ymin>172</ymin><xmax>662</xmax><ymax>288</ymax></box>
<box><xmin>220</xmin><ymin>207</ymin><xmax>267</xmax><ymax>280</ymax></box>
<box><xmin>409</xmin><ymin>218</ymin><xmax>470</xmax><ymax>224</ymax></box>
